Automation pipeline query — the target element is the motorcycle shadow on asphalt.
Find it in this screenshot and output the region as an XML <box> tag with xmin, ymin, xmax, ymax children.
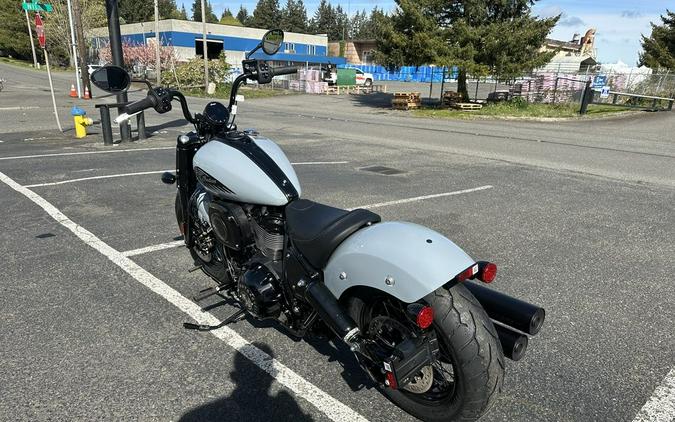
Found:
<box><xmin>204</xmin><ymin>295</ymin><xmax>375</xmax><ymax>394</ymax></box>
<box><xmin>178</xmin><ymin>342</ymin><xmax>315</xmax><ymax>422</ymax></box>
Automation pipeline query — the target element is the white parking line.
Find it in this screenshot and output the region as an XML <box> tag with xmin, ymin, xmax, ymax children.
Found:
<box><xmin>24</xmin><ymin>162</ymin><xmax>349</xmax><ymax>188</ymax></box>
<box><xmin>0</xmin><ymin>146</ymin><xmax>174</xmax><ymax>161</ymax></box>
<box><xmin>633</xmin><ymin>368</ymin><xmax>675</xmax><ymax>422</ymax></box>
<box><xmin>122</xmin><ymin>240</ymin><xmax>185</xmax><ymax>257</ymax></box>
<box><xmin>24</xmin><ymin>170</ymin><xmax>173</xmax><ymax>188</ymax></box>
<box><xmin>0</xmin><ymin>106</ymin><xmax>40</xmax><ymax>111</ymax></box>
<box><xmin>350</xmin><ymin>185</ymin><xmax>494</xmax><ymax>210</ymax></box>
<box><xmin>292</xmin><ymin>161</ymin><xmax>349</xmax><ymax>165</ymax></box>
<box><xmin>0</xmin><ymin>170</ymin><xmax>367</xmax><ymax>422</ymax></box>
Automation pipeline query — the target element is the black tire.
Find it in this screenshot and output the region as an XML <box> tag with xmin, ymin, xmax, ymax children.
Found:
<box><xmin>364</xmin><ymin>79</ymin><xmax>373</xmax><ymax>87</ymax></box>
<box><xmin>347</xmin><ymin>284</ymin><xmax>504</xmax><ymax>422</ymax></box>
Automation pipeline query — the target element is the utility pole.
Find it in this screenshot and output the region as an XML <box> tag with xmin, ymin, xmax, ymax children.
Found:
<box><xmin>154</xmin><ymin>0</ymin><xmax>161</xmax><ymax>85</ymax></box>
<box><xmin>24</xmin><ymin>10</ymin><xmax>38</xmax><ymax>68</ymax></box>
<box><xmin>72</xmin><ymin>0</ymin><xmax>89</xmax><ymax>96</ymax></box>
<box><xmin>104</xmin><ymin>0</ymin><xmax>131</xmax><ymax>142</ymax></box>
<box><xmin>201</xmin><ymin>0</ymin><xmax>208</xmax><ymax>90</ymax></box>
<box><xmin>66</xmin><ymin>0</ymin><xmax>82</xmax><ymax>97</ymax></box>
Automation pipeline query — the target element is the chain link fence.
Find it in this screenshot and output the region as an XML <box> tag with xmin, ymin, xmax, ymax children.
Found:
<box><xmin>499</xmin><ymin>70</ymin><xmax>675</xmax><ymax>106</ymax></box>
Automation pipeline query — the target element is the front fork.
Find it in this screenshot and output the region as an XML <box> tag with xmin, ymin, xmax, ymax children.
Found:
<box><xmin>175</xmin><ymin>133</ymin><xmax>201</xmax><ymax>246</ymax></box>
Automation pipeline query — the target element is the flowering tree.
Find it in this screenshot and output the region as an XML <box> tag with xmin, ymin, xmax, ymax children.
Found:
<box><xmin>98</xmin><ymin>40</ymin><xmax>177</xmax><ymax>71</ymax></box>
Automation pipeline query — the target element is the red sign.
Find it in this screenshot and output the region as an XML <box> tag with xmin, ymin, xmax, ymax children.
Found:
<box><xmin>35</xmin><ymin>13</ymin><xmax>45</xmax><ymax>49</ymax></box>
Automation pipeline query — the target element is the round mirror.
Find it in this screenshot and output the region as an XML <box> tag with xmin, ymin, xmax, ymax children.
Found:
<box><xmin>262</xmin><ymin>29</ymin><xmax>284</xmax><ymax>55</ymax></box>
<box><xmin>90</xmin><ymin>65</ymin><xmax>131</xmax><ymax>93</ymax></box>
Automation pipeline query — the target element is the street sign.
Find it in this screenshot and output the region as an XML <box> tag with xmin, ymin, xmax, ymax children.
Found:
<box><xmin>600</xmin><ymin>86</ymin><xmax>610</xmax><ymax>99</ymax></box>
<box><xmin>22</xmin><ymin>1</ymin><xmax>53</xmax><ymax>12</ymax></box>
<box><xmin>592</xmin><ymin>75</ymin><xmax>607</xmax><ymax>89</ymax></box>
<box><xmin>35</xmin><ymin>13</ymin><xmax>45</xmax><ymax>49</ymax></box>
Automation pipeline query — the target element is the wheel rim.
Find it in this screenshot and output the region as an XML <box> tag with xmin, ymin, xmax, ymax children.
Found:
<box><xmin>362</xmin><ymin>297</ymin><xmax>458</xmax><ymax>404</ymax></box>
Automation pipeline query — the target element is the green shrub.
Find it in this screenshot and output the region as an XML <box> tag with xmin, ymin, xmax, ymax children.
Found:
<box><xmin>163</xmin><ymin>52</ymin><xmax>230</xmax><ymax>88</ymax></box>
<box><xmin>509</xmin><ymin>96</ymin><xmax>528</xmax><ymax>109</ymax></box>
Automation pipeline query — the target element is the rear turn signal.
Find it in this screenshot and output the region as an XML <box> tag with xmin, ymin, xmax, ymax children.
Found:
<box><xmin>416</xmin><ymin>306</ymin><xmax>434</xmax><ymax>329</ymax></box>
<box><xmin>477</xmin><ymin>262</ymin><xmax>497</xmax><ymax>283</ymax></box>
<box><xmin>455</xmin><ymin>262</ymin><xmax>498</xmax><ymax>283</ymax></box>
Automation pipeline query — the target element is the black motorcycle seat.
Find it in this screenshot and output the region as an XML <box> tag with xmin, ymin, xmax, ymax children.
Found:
<box><xmin>286</xmin><ymin>199</ymin><xmax>381</xmax><ymax>269</ymax></box>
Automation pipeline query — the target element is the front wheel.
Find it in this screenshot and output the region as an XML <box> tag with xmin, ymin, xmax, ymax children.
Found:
<box><xmin>347</xmin><ymin>284</ymin><xmax>504</xmax><ymax>422</ymax></box>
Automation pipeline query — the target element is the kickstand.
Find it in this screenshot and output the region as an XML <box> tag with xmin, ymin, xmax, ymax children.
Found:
<box><xmin>183</xmin><ymin>309</ymin><xmax>246</xmax><ymax>332</ymax></box>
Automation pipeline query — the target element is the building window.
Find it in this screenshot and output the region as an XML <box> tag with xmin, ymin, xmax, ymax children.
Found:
<box><xmin>284</xmin><ymin>42</ymin><xmax>296</xmax><ymax>53</ymax></box>
<box><xmin>307</xmin><ymin>45</ymin><xmax>316</xmax><ymax>56</ymax></box>
<box><xmin>362</xmin><ymin>50</ymin><xmax>373</xmax><ymax>65</ymax></box>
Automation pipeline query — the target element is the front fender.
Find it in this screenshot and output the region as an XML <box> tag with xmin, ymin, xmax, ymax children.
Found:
<box><xmin>323</xmin><ymin>222</ymin><xmax>474</xmax><ymax>303</ymax></box>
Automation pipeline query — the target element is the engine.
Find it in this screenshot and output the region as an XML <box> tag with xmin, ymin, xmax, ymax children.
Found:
<box><xmin>189</xmin><ymin>189</ymin><xmax>285</xmax><ymax>318</ymax></box>
<box><xmin>237</xmin><ymin>263</ymin><xmax>281</xmax><ymax>319</ymax></box>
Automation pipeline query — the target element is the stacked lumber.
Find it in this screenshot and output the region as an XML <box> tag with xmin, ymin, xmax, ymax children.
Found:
<box><xmin>392</xmin><ymin>92</ymin><xmax>421</xmax><ymax>110</ymax></box>
<box><xmin>442</xmin><ymin>91</ymin><xmax>462</xmax><ymax>106</ymax></box>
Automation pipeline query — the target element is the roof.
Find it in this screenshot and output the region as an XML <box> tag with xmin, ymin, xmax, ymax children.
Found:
<box><xmin>545</xmin><ymin>38</ymin><xmax>581</xmax><ymax>50</ymax></box>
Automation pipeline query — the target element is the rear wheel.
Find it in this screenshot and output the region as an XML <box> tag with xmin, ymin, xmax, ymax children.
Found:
<box><xmin>346</xmin><ymin>284</ymin><xmax>504</xmax><ymax>422</ymax></box>
<box><xmin>364</xmin><ymin>79</ymin><xmax>373</xmax><ymax>87</ymax></box>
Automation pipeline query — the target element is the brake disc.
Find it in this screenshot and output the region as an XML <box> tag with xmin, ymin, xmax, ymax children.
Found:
<box><xmin>402</xmin><ymin>365</ymin><xmax>434</xmax><ymax>393</ymax></box>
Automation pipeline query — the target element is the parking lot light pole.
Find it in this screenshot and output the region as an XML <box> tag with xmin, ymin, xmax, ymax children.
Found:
<box><xmin>201</xmin><ymin>0</ymin><xmax>208</xmax><ymax>91</ymax></box>
<box><xmin>154</xmin><ymin>0</ymin><xmax>161</xmax><ymax>85</ymax></box>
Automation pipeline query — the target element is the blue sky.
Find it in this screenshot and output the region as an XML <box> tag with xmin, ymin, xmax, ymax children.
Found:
<box><xmin>200</xmin><ymin>0</ymin><xmax>672</xmax><ymax>65</ymax></box>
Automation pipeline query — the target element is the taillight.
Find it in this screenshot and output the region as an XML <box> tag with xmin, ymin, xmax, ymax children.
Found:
<box><xmin>385</xmin><ymin>371</ymin><xmax>398</xmax><ymax>389</ymax></box>
<box><xmin>456</xmin><ymin>264</ymin><xmax>479</xmax><ymax>282</ymax></box>
<box><xmin>416</xmin><ymin>306</ymin><xmax>434</xmax><ymax>329</ymax></box>
<box><xmin>477</xmin><ymin>262</ymin><xmax>497</xmax><ymax>283</ymax></box>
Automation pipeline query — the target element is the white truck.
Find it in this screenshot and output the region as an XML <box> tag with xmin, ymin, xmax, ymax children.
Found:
<box><xmin>323</xmin><ymin>67</ymin><xmax>374</xmax><ymax>86</ymax></box>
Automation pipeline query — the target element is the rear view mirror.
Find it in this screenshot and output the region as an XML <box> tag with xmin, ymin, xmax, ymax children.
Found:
<box><xmin>91</xmin><ymin>65</ymin><xmax>130</xmax><ymax>93</ymax></box>
<box><xmin>262</xmin><ymin>29</ymin><xmax>284</xmax><ymax>55</ymax></box>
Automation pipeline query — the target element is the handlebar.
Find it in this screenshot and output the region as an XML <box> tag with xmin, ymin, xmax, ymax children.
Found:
<box><xmin>270</xmin><ymin>66</ymin><xmax>298</xmax><ymax>76</ymax></box>
<box><xmin>125</xmin><ymin>95</ymin><xmax>157</xmax><ymax>115</ymax></box>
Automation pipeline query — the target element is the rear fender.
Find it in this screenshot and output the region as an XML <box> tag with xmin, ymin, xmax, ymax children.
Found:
<box><xmin>323</xmin><ymin>222</ymin><xmax>474</xmax><ymax>303</ymax></box>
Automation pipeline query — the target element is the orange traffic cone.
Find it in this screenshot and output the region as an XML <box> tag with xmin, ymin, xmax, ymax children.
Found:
<box><xmin>69</xmin><ymin>84</ymin><xmax>77</xmax><ymax>98</ymax></box>
<box><xmin>84</xmin><ymin>86</ymin><xmax>91</xmax><ymax>100</ymax></box>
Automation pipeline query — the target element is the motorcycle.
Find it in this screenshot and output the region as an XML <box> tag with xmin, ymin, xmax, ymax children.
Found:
<box><xmin>91</xmin><ymin>29</ymin><xmax>546</xmax><ymax>422</ymax></box>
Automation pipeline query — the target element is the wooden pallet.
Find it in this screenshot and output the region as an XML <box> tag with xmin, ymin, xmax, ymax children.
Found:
<box><xmin>394</xmin><ymin>92</ymin><xmax>421</xmax><ymax>100</ymax></box>
<box><xmin>392</xmin><ymin>100</ymin><xmax>421</xmax><ymax>110</ymax></box>
<box><xmin>451</xmin><ymin>102</ymin><xmax>483</xmax><ymax>111</ymax></box>
<box><xmin>392</xmin><ymin>92</ymin><xmax>421</xmax><ymax>110</ymax></box>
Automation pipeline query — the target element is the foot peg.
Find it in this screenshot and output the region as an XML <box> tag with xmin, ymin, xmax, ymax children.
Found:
<box><xmin>193</xmin><ymin>285</ymin><xmax>226</xmax><ymax>302</ymax></box>
<box><xmin>183</xmin><ymin>309</ymin><xmax>246</xmax><ymax>331</ymax></box>
<box><xmin>188</xmin><ymin>265</ymin><xmax>203</xmax><ymax>273</ymax></box>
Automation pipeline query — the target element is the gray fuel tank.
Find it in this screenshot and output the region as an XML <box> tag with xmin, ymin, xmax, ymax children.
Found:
<box><xmin>193</xmin><ymin>135</ymin><xmax>301</xmax><ymax>206</ymax></box>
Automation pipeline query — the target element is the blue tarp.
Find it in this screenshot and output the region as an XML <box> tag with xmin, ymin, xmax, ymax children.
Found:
<box><xmin>337</xmin><ymin>64</ymin><xmax>459</xmax><ymax>82</ymax></box>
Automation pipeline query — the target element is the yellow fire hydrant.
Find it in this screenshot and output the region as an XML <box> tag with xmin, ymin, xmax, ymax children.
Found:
<box><xmin>72</xmin><ymin>106</ymin><xmax>93</xmax><ymax>139</ymax></box>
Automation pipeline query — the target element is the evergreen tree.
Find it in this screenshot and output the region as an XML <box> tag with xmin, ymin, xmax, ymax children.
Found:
<box><xmin>334</xmin><ymin>4</ymin><xmax>348</xmax><ymax>40</ymax></box>
<box><xmin>250</xmin><ymin>0</ymin><xmax>281</xmax><ymax>29</ymax></box>
<box><xmin>639</xmin><ymin>10</ymin><xmax>675</xmax><ymax>70</ymax></box>
<box><xmin>350</xmin><ymin>7</ymin><xmax>384</xmax><ymax>40</ymax></box>
<box><xmin>281</xmin><ymin>0</ymin><xmax>307</xmax><ymax>33</ymax></box>
<box><xmin>0</xmin><ymin>0</ymin><xmax>35</xmax><ymax>59</ymax></box>
<box><xmin>236</xmin><ymin>6</ymin><xmax>251</xmax><ymax>26</ymax></box>
<box><xmin>191</xmin><ymin>0</ymin><xmax>217</xmax><ymax>23</ymax></box>
<box><xmin>220</xmin><ymin>8</ymin><xmax>243</xmax><ymax>26</ymax></box>
<box><xmin>119</xmin><ymin>0</ymin><xmax>153</xmax><ymax>23</ymax></box>
<box><xmin>311</xmin><ymin>0</ymin><xmax>337</xmax><ymax>40</ymax></box>
<box><xmin>376</xmin><ymin>0</ymin><xmax>558</xmax><ymax>99</ymax></box>
<box><xmin>159</xmin><ymin>0</ymin><xmax>182</xmax><ymax>19</ymax></box>
<box><xmin>179</xmin><ymin>5</ymin><xmax>188</xmax><ymax>20</ymax></box>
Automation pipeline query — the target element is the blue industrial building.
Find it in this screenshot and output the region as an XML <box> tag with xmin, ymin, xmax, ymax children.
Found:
<box><xmin>91</xmin><ymin>19</ymin><xmax>346</xmax><ymax>68</ymax></box>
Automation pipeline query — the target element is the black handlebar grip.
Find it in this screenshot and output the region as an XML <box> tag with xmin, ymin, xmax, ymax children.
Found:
<box><xmin>124</xmin><ymin>96</ymin><xmax>156</xmax><ymax>115</ymax></box>
<box><xmin>271</xmin><ymin>66</ymin><xmax>299</xmax><ymax>76</ymax></box>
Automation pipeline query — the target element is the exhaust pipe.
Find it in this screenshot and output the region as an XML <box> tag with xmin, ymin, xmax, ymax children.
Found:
<box><xmin>463</xmin><ymin>282</ymin><xmax>545</xmax><ymax>335</ymax></box>
<box><xmin>495</xmin><ymin>324</ymin><xmax>528</xmax><ymax>361</ymax></box>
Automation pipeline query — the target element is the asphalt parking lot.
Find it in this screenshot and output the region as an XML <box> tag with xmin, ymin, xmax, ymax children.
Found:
<box><xmin>1</xmin><ymin>63</ymin><xmax>674</xmax><ymax>421</ymax></box>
